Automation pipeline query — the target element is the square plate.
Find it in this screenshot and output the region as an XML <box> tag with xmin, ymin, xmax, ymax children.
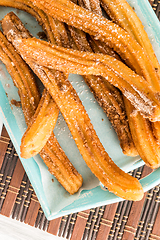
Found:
<box><xmin>1</xmin><ymin>0</ymin><xmax>160</xmax><ymax>220</ymax></box>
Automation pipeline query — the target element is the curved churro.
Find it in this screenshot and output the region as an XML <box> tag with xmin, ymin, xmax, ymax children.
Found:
<box><xmin>1</xmin><ymin>15</ymin><xmax>83</xmax><ymax>194</ymax></box>
<box><xmin>20</xmin><ymin>59</ymin><xmax>144</xmax><ymax>200</ymax></box>
<box><xmin>0</xmin><ymin>30</ymin><xmax>40</xmax><ymax>124</ymax></box>
<box><xmin>16</xmin><ymin>37</ymin><xmax>160</xmax><ymax>122</ymax></box>
<box><xmin>2</xmin><ymin>12</ymin><xmax>144</xmax><ymax>201</ymax></box>
<box><xmin>20</xmin><ymin>89</ymin><xmax>59</xmax><ymax>159</ymax></box>
<box><xmin>30</xmin><ymin>0</ymin><xmax>160</xmax><ymax>92</ymax></box>
<box><xmin>73</xmin><ymin>0</ymin><xmax>137</xmax><ymax>156</ymax></box>
<box><xmin>124</xmin><ymin>98</ymin><xmax>160</xmax><ymax>169</ymax></box>
<box><xmin>0</xmin><ymin>0</ymin><xmax>137</xmax><ymax>155</ymax></box>
<box><xmin>101</xmin><ymin>0</ymin><xmax>160</xmax><ymax>74</ymax></box>
<box><xmin>101</xmin><ymin>0</ymin><xmax>160</xmax><ymax>167</ymax></box>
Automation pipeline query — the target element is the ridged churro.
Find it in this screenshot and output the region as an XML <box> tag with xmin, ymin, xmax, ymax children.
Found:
<box><xmin>2</xmin><ymin>30</ymin><xmax>143</xmax><ymax>200</ymax></box>
<box><xmin>16</xmin><ymin>37</ymin><xmax>160</xmax><ymax>122</ymax></box>
<box><xmin>124</xmin><ymin>98</ymin><xmax>160</xmax><ymax>169</ymax></box>
<box><xmin>101</xmin><ymin>0</ymin><xmax>160</xmax><ymax>74</ymax></box>
<box><xmin>0</xmin><ymin>30</ymin><xmax>40</xmax><ymax>124</ymax></box>
<box><xmin>101</xmin><ymin>0</ymin><xmax>160</xmax><ymax>168</ymax></box>
<box><xmin>0</xmin><ymin>0</ymin><xmax>137</xmax><ymax>155</ymax></box>
<box><xmin>72</xmin><ymin>0</ymin><xmax>137</xmax><ymax>156</ymax></box>
<box><xmin>1</xmin><ymin>13</ymin><xmax>83</xmax><ymax>194</ymax></box>
<box><xmin>20</xmin><ymin>89</ymin><xmax>59</xmax><ymax>159</ymax></box>
<box><xmin>30</xmin><ymin>0</ymin><xmax>160</xmax><ymax>92</ymax></box>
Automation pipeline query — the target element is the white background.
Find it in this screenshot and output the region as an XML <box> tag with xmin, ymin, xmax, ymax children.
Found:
<box><xmin>0</xmin><ymin>214</ymin><xmax>65</xmax><ymax>240</ymax></box>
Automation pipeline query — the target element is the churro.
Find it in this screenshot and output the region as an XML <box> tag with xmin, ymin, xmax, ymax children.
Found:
<box><xmin>101</xmin><ymin>0</ymin><xmax>160</xmax><ymax>167</ymax></box>
<box><xmin>101</xmin><ymin>0</ymin><xmax>160</xmax><ymax>74</ymax></box>
<box><xmin>0</xmin><ymin>30</ymin><xmax>40</xmax><ymax>124</ymax></box>
<box><xmin>71</xmin><ymin>0</ymin><xmax>137</xmax><ymax>156</ymax></box>
<box><xmin>16</xmin><ymin>37</ymin><xmax>160</xmax><ymax>122</ymax></box>
<box><xmin>2</xmin><ymin>28</ymin><xmax>143</xmax><ymax>200</ymax></box>
<box><xmin>20</xmin><ymin>89</ymin><xmax>59</xmax><ymax>159</ymax></box>
<box><xmin>30</xmin><ymin>0</ymin><xmax>160</xmax><ymax>92</ymax></box>
<box><xmin>1</xmin><ymin>14</ymin><xmax>83</xmax><ymax>194</ymax></box>
<box><xmin>0</xmin><ymin>0</ymin><xmax>137</xmax><ymax>155</ymax></box>
<box><xmin>124</xmin><ymin>98</ymin><xmax>160</xmax><ymax>169</ymax></box>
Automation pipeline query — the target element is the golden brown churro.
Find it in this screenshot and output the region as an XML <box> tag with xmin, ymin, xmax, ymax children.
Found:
<box><xmin>0</xmin><ymin>0</ymin><xmax>137</xmax><ymax>155</ymax></box>
<box><xmin>4</xmin><ymin>34</ymin><xmax>143</xmax><ymax>200</ymax></box>
<box><xmin>0</xmin><ymin>30</ymin><xmax>40</xmax><ymax>124</ymax></box>
<box><xmin>1</xmin><ymin>13</ymin><xmax>83</xmax><ymax>194</ymax></box>
<box><xmin>16</xmin><ymin>37</ymin><xmax>160</xmax><ymax>122</ymax></box>
<box><xmin>101</xmin><ymin>0</ymin><xmax>160</xmax><ymax>73</ymax></box>
<box><xmin>30</xmin><ymin>0</ymin><xmax>160</xmax><ymax>92</ymax></box>
<box><xmin>73</xmin><ymin>0</ymin><xmax>137</xmax><ymax>156</ymax></box>
<box><xmin>20</xmin><ymin>89</ymin><xmax>59</xmax><ymax>159</ymax></box>
<box><xmin>101</xmin><ymin>0</ymin><xmax>160</xmax><ymax>168</ymax></box>
<box><xmin>21</xmin><ymin>62</ymin><xmax>144</xmax><ymax>200</ymax></box>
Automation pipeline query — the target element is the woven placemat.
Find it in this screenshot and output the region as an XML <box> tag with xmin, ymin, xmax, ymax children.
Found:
<box><xmin>0</xmin><ymin>125</ymin><xmax>159</xmax><ymax>240</ymax></box>
<box><xmin>1</xmin><ymin>1</ymin><xmax>160</xmax><ymax>239</ymax></box>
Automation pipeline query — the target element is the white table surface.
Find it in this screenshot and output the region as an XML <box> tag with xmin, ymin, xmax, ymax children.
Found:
<box><xmin>0</xmin><ymin>120</ymin><xmax>65</xmax><ymax>240</ymax></box>
<box><xmin>0</xmin><ymin>215</ymin><xmax>65</xmax><ymax>240</ymax></box>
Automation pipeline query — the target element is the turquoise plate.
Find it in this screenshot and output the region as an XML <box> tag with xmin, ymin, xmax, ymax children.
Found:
<box><xmin>0</xmin><ymin>0</ymin><xmax>160</xmax><ymax>220</ymax></box>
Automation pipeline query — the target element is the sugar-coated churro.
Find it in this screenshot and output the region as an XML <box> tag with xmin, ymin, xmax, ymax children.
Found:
<box><xmin>124</xmin><ymin>98</ymin><xmax>160</xmax><ymax>169</ymax></box>
<box><xmin>20</xmin><ymin>89</ymin><xmax>59</xmax><ymax>159</ymax></box>
<box><xmin>72</xmin><ymin>0</ymin><xmax>137</xmax><ymax>156</ymax></box>
<box><xmin>30</xmin><ymin>0</ymin><xmax>160</xmax><ymax>92</ymax></box>
<box><xmin>16</xmin><ymin>37</ymin><xmax>160</xmax><ymax>122</ymax></box>
<box><xmin>0</xmin><ymin>30</ymin><xmax>40</xmax><ymax>124</ymax></box>
<box><xmin>0</xmin><ymin>0</ymin><xmax>137</xmax><ymax>155</ymax></box>
<box><xmin>1</xmin><ymin>13</ymin><xmax>83</xmax><ymax>194</ymax></box>
<box><xmin>21</xmin><ymin>58</ymin><xmax>144</xmax><ymax>200</ymax></box>
<box><xmin>101</xmin><ymin>0</ymin><xmax>160</xmax><ymax>167</ymax></box>
<box><xmin>101</xmin><ymin>0</ymin><xmax>160</xmax><ymax>74</ymax></box>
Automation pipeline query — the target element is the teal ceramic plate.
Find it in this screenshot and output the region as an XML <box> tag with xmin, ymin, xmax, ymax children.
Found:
<box><xmin>0</xmin><ymin>0</ymin><xmax>160</xmax><ymax>220</ymax></box>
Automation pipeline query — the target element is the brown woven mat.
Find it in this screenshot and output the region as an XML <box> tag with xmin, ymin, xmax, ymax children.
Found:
<box><xmin>0</xmin><ymin>125</ymin><xmax>159</xmax><ymax>240</ymax></box>
<box><xmin>1</xmin><ymin>1</ymin><xmax>160</xmax><ymax>240</ymax></box>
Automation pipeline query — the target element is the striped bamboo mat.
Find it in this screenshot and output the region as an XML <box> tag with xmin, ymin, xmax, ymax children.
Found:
<box><xmin>0</xmin><ymin>126</ymin><xmax>159</xmax><ymax>240</ymax></box>
<box><xmin>1</xmin><ymin>1</ymin><xmax>160</xmax><ymax>239</ymax></box>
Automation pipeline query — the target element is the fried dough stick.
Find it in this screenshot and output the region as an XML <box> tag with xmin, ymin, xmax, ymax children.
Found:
<box><xmin>1</xmin><ymin>14</ymin><xmax>60</xmax><ymax>158</ymax></box>
<box><xmin>70</xmin><ymin>0</ymin><xmax>137</xmax><ymax>156</ymax></box>
<box><xmin>0</xmin><ymin>31</ymin><xmax>40</xmax><ymax>124</ymax></box>
<box><xmin>68</xmin><ymin>25</ymin><xmax>137</xmax><ymax>156</ymax></box>
<box><xmin>0</xmin><ymin>0</ymin><xmax>70</xmax><ymax>47</ymax></box>
<box><xmin>16</xmin><ymin>38</ymin><xmax>160</xmax><ymax>122</ymax></box>
<box><xmin>15</xmin><ymin>59</ymin><xmax>144</xmax><ymax>201</ymax></box>
<box><xmin>100</xmin><ymin>0</ymin><xmax>160</xmax><ymax>143</ymax></box>
<box><xmin>21</xmin><ymin>89</ymin><xmax>59</xmax><ymax>158</ymax></box>
<box><xmin>0</xmin><ymin>24</ymin><xmax>83</xmax><ymax>194</ymax></box>
<box><xmin>101</xmin><ymin>0</ymin><xmax>160</xmax><ymax>73</ymax></box>
<box><xmin>31</xmin><ymin>0</ymin><xmax>160</xmax><ymax>93</ymax></box>
<box><xmin>100</xmin><ymin>0</ymin><xmax>160</xmax><ymax>168</ymax></box>
<box><xmin>8</xmin><ymin>37</ymin><xmax>145</xmax><ymax>200</ymax></box>
<box><xmin>0</xmin><ymin>0</ymin><xmax>137</xmax><ymax>155</ymax></box>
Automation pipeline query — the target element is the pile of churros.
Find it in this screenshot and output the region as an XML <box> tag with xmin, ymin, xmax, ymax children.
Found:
<box><xmin>0</xmin><ymin>0</ymin><xmax>160</xmax><ymax>201</ymax></box>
